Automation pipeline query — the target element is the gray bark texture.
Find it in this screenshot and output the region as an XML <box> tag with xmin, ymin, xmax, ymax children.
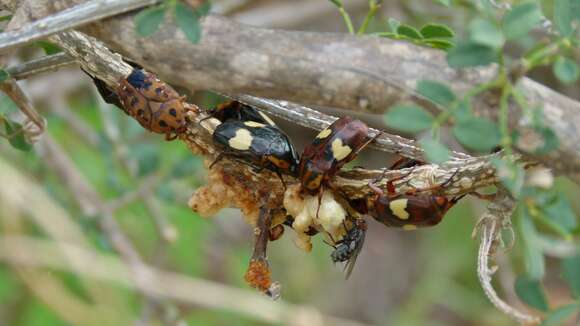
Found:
<box><xmin>3</xmin><ymin>0</ymin><xmax>580</xmax><ymax>182</ymax></box>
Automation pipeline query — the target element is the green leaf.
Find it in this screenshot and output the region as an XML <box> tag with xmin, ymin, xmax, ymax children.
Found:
<box><xmin>492</xmin><ymin>158</ymin><xmax>525</xmax><ymax>198</ymax></box>
<box><xmin>35</xmin><ymin>40</ymin><xmax>62</xmax><ymax>55</ymax></box>
<box><xmin>135</xmin><ymin>6</ymin><xmax>166</xmax><ymax>37</ymax></box>
<box><xmin>194</xmin><ymin>1</ymin><xmax>212</xmax><ymax>16</ymax></box>
<box><xmin>419</xmin><ymin>138</ymin><xmax>450</xmax><ymax>164</ymax></box>
<box><xmin>175</xmin><ymin>2</ymin><xmax>202</xmax><ymax>44</ymax></box>
<box><xmin>520</xmin><ymin>210</ymin><xmax>546</xmax><ymax>279</ymax></box>
<box><xmin>417</xmin><ymin>80</ymin><xmax>456</xmax><ymax>107</ymax></box>
<box><xmin>542</xmin><ymin>197</ymin><xmax>578</xmax><ymax>233</ymax></box>
<box><xmin>468</xmin><ymin>19</ymin><xmax>504</xmax><ymax>49</ymax></box>
<box><xmin>422</xmin><ymin>39</ymin><xmax>454</xmax><ymax>50</ymax></box>
<box><xmin>554</xmin><ymin>0</ymin><xmax>574</xmax><ymax>36</ymax></box>
<box><xmin>553</xmin><ymin>56</ymin><xmax>579</xmax><ymax>84</ymax></box>
<box><xmin>419</xmin><ymin>23</ymin><xmax>454</xmax><ymax>39</ymax></box>
<box><xmin>0</xmin><ymin>69</ymin><xmax>9</xmax><ymax>82</ymax></box>
<box><xmin>453</xmin><ymin>99</ymin><xmax>472</xmax><ymax>123</ymax></box>
<box><xmin>388</xmin><ymin>18</ymin><xmax>401</xmax><ymax>32</ymax></box>
<box><xmin>3</xmin><ymin>119</ymin><xmax>32</xmax><ymax>151</ymax></box>
<box><xmin>533</xmin><ymin>126</ymin><xmax>559</xmax><ymax>154</ymax></box>
<box><xmin>514</xmin><ymin>275</ymin><xmax>549</xmax><ymax>312</ymax></box>
<box><xmin>433</xmin><ymin>0</ymin><xmax>450</xmax><ymax>6</ymax></box>
<box><xmin>452</xmin><ymin>117</ymin><xmax>500</xmax><ymax>152</ymax></box>
<box><xmin>397</xmin><ymin>24</ymin><xmax>422</xmax><ymax>39</ymax></box>
<box><xmin>384</xmin><ymin>105</ymin><xmax>434</xmax><ymax>133</ymax></box>
<box><xmin>447</xmin><ymin>41</ymin><xmax>498</xmax><ymax>68</ymax></box>
<box><xmin>541</xmin><ymin>303</ymin><xmax>580</xmax><ymax>326</ymax></box>
<box><xmin>329</xmin><ymin>0</ymin><xmax>342</xmax><ymax>7</ymax></box>
<box><xmin>562</xmin><ymin>255</ymin><xmax>580</xmax><ymax>298</ymax></box>
<box><xmin>502</xmin><ymin>2</ymin><xmax>543</xmax><ymax>40</ymax></box>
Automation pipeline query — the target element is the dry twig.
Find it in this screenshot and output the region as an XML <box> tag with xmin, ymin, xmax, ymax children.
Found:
<box><xmin>474</xmin><ymin>189</ymin><xmax>542</xmax><ymax>325</ymax></box>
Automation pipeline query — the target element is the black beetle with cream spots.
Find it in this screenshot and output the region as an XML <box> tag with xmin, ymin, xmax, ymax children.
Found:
<box><xmin>211</xmin><ymin>120</ymin><xmax>299</xmax><ymax>183</ymax></box>
<box><xmin>208</xmin><ymin>100</ymin><xmax>276</xmax><ymax>126</ymax></box>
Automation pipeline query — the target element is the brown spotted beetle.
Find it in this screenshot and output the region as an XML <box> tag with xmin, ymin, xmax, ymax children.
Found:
<box><xmin>298</xmin><ymin>116</ymin><xmax>378</xmax><ymax>213</ymax></box>
<box><xmin>365</xmin><ymin>168</ymin><xmax>465</xmax><ymax>230</ymax></box>
<box><xmin>330</xmin><ymin>218</ymin><xmax>367</xmax><ymax>278</ymax></box>
<box><xmin>117</xmin><ymin>69</ymin><xmax>196</xmax><ymax>140</ymax></box>
<box><xmin>211</xmin><ymin>120</ymin><xmax>299</xmax><ymax>185</ymax></box>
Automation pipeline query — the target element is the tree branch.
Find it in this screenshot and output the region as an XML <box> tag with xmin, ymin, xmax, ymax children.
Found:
<box><xmin>0</xmin><ymin>0</ymin><xmax>160</xmax><ymax>52</ymax></box>
<box><xmin>2</xmin><ymin>0</ymin><xmax>579</xmax><ymax>181</ymax></box>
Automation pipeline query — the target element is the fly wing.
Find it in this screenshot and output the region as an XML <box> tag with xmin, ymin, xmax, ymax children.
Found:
<box><xmin>343</xmin><ymin>228</ymin><xmax>366</xmax><ymax>279</ymax></box>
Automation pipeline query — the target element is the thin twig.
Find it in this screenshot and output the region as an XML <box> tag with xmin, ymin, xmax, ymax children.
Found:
<box><xmin>0</xmin><ymin>77</ymin><xmax>46</xmax><ymax>140</ymax></box>
<box><xmin>0</xmin><ymin>0</ymin><xmax>160</xmax><ymax>52</ymax></box>
<box><xmin>474</xmin><ymin>190</ymin><xmax>542</xmax><ymax>325</ymax></box>
<box><xmin>7</xmin><ymin>52</ymin><xmax>76</xmax><ymax>80</ymax></box>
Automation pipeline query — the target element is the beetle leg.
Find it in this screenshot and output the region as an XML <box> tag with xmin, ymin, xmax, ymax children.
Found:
<box><xmin>351</xmin><ymin>130</ymin><xmax>382</xmax><ymax>158</ymax></box>
<box><xmin>371</xmin><ymin>167</ymin><xmax>415</xmax><ymax>197</ymax></box>
<box><xmin>406</xmin><ymin>168</ymin><xmax>460</xmax><ymax>195</ymax></box>
<box><xmin>209</xmin><ymin>153</ymin><xmax>225</xmax><ymax>169</ymax></box>
<box><xmin>469</xmin><ymin>191</ymin><xmax>497</xmax><ymax>201</ymax></box>
<box><xmin>274</xmin><ymin>169</ymin><xmax>287</xmax><ymax>190</ymax></box>
<box><xmin>165</xmin><ymin>133</ymin><xmax>178</xmax><ymax>141</ymax></box>
<box><xmin>390</xmin><ymin>157</ymin><xmax>423</xmax><ymax>170</ymax></box>
<box><xmin>315</xmin><ymin>187</ymin><xmax>323</xmax><ymax>220</ymax></box>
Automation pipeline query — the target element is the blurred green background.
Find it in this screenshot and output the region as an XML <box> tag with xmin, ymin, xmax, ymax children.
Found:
<box><xmin>1</xmin><ymin>0</ymin><xmax>579</xmax><ymax>325</ymax></box>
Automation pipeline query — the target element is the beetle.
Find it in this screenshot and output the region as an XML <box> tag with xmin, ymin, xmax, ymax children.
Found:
<box><xmin>211</xmin><ymin>120</ymin><xmax>300</xmax><ymax>184</ymax></box>
<box><xmin>207</xmin><ymin>100</ymin><xmax>276</xmax><ymax>126</ymax></box>
<box><xmin>330</xmin><ymin>218</ymin><xmax>367</xmax><ymax>278</ymax></box>
<box><xmin>298</xmin><ymin>116</ymin><xmax>378</xmax><ymax>214</ymax></box>
<box><xmin>116</xmin><ymin>69</ymin><xmax>196</xmax><ymax>140</ymax></box>
<box><xmin>365</xmin><ymin>168</ymin><xmax>465</xmax><ymax>230</ymax></box>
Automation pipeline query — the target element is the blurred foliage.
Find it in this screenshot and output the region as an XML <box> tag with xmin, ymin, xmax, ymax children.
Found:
<box><xmin>0</xmin><ymin>0</ymin><xmax>578</xmax><ymax>325</ymax></box>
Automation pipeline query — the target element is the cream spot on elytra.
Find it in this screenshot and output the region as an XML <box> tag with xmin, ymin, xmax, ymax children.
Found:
<box><xmin>228</xmin><ymin>128</ymin><xmax>253</xmax><ymax>150</ymax></box>
<box><xmin>390</xmin><ymin>199</ymin><xmax>409</xmax><ymax>220</ymax></box>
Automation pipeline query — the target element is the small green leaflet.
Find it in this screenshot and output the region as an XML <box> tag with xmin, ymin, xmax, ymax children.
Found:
<box><xmin>514</xmin><ymin>275</ymin><xmax>549</xmax><ymax>312</ymax></box>
<box><xmin>541</xmin><ymin>196</ymin><xmax>578</xmax><ymax>234</ymax></box>
<box><xmin>452</xmin><ymin>117</ymin><xmax>500</xmax><ymax>152</ymax></box>
<box><xmin>3</xmin><ymin>118</ymin><xmax>33</xmax><ymax>152</ymax></box>
<box><xmin>135</xmin><ymin>5</ymin><xmax>166</xmax><ymax>37</ymax></box>
<box><xmin>0</xmin><ymin>69</ymin><xmax>9</xmax><ymax>82</ymax></box>
<box><xmin>519</xmin><ymin>211</ymin><xmax>546</xmax><ymax>280</ymax></box>
<box><xmin>562</xmin><ymin>255</ymin><xmax>580</xmax><ymax>299</ymax></box>
<box><xmin>417</xmin><ymin>80</ymin><xmax>456</xmax><ymax>107</ymax></box>
<box><xmin>419</xmin><ymin>137</ymin><xmax>450</xmax><ymax>164</ymax></box>
<box><xmin>419</xmin><ymin>23</ymin><xmax>454</xmax><ymax>39</ymax></box>
<box><xmin>433</xmin><ymin>0</ymin><xmax>450</xmax><ymax>7</ymax></box>
<box><xmin>502</xmin><ymin>2</ymin><xmax>543</xmax><ymax>40</ymax></box>
<box><xmin>541</xmin><ymin>303</ymin><xmax>580</xmax><ymax>326</ymax></box>
<box><xmin>553</xmin><ymin>56</ymin><xmax>579</xmax><ymax>84</ymax></box>
<box><xmin>553</xmin><ymin>0</ymin><xmax>579</xmax><ymax>36</ymax></box>
<box><xmin>492</xmin><ymin>158</ymin><xmax>525</xmax><ymax>198</ymax></box>
<box><xmin>384</xmin><ymin>105</ymin><xmax>434</xmax><ymax>133</ymax></box>
<box><xmin>175</xmin><ymin>2</ymin><xmax>202</xmax><ymax>43</ymax></box>
<box><xmin>396</xmin><ymin>24</ymin><xmax>422</xmax><ymax>40</ymax></box>
<box><xmin>447</xmin><ymin>41</ymin><xmax>497</xmax><ymax>68</ymax></box>
<box><xmin>468</xmin><ymin>19</ymin><xmax>504</xmax><ymax>49</ymax></box>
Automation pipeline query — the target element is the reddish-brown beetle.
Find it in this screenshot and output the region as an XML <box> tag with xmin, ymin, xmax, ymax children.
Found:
<box><xmin>117</xmin><ymin>69</ymin><xmax>196</xmax><ymax>140</ymax></box>
<box><xmin>298</xmin><ymin>116</ymin><xmax>378</xmax><ymax>204</ymax></box>
<box><xmin>365</xmin><ymin>168</ymin><xmax>465</xmax><ymax>230</ymax></box>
